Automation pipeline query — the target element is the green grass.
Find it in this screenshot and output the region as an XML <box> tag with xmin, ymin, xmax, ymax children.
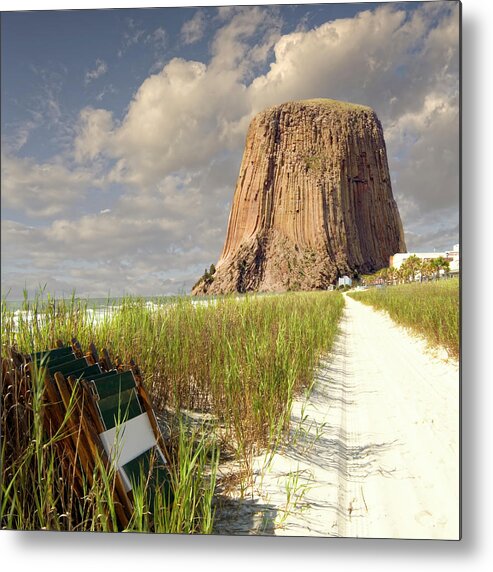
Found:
<box><xmin>0</xmin><ymin>354</ymin><xmax>218</xmax><ymax>533</ymax></box>
<box><xmin>299</xmin><ymin>98</ymin><xmax>373</xmax><ymax>112</ymax></box>
<box><xmin>1</xmin><ymin>290</ymin><xmax>344</xmax><ymax>532</ymax></box>
<box><xmin>348</xmin><ymin>278</ymin><xmax>459</xmax><ymax>358</ymax></box>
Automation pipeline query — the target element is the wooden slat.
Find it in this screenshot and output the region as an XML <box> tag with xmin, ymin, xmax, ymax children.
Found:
<box><xmin>77</xmin><ymin>378</ymin><xmax>134</xmax><ymax>525</ymax></box>
<box><xmin>101</xmin><ymin>348</ymin><xmax>113</xmax><ymax>371</ymax></box>
<box><xmin>5</xmin><ymin>341</ymin><xmax>169</xmax><ymax>530</ymax></box>
<box><xmin>130</xmin><ymin>360</ymin><xmax>172</xmax><ymax>466</ymax></box>
<box><xmin>42</xmin><ymin>371</ymin><xmax>85</xmax><ymax>496</ymax></box>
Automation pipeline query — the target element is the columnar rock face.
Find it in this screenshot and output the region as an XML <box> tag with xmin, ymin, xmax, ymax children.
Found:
<box><xmin>192</xmin><ymin>99</ymin><xmax>406</xmax><ymax>295</ymax></box>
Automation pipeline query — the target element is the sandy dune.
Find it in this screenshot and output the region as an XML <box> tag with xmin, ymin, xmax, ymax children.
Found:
<box><xmin>214</xmin><ymin>294</ymin><xmax>460</xmax><ymax>539</ymax></box>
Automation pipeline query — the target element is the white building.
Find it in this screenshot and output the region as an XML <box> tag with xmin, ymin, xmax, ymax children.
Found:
<box><xmin>338</xmin><ymin>275</ymin><xmax>352</xmax><ymax>287</ymax></box>
<box><xmin>446</xmin><ymin>244</ymin><xmax>460</xmax><ymax>274</ymax></box>
<box><xmin>390</xmin><ymin>244</ymin><xmax>460</xmax><ymax>274</ymax></box>
<box><xmin>390</xmin><ymin>252</ymin><xmax>445</xmax><ymax>269</ymax></box>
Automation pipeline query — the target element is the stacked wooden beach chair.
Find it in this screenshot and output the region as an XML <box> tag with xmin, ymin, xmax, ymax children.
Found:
<box><xmin>19</xmin><ymin>339</ymin><xmax>172</xmax><ymax>527</ymax></box>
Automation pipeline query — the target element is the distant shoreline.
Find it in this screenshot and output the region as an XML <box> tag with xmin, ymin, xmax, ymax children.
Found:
<box><xmin>1</xmin><ymin>294</ymin><xmax>186</xmax><ymax>312</ymax></box>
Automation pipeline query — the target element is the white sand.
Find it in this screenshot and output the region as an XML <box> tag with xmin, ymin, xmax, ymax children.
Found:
<box><xmin>215</xmin><ymin>293</ymin><xmax>460</xmax><ymax>539</ymax></box>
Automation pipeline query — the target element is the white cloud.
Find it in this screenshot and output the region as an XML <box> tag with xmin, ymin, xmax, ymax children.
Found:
<box><xmin>181</xmin><ymin>11</ymin><xmax>206</xmax><ymax>45</ymax></box>
<box><xmin>210</xmin><ymin>6</ymin><xmax>282</xmax><ymax>77</ymax></box>
<box><xmin>1</xmin><ymin>154</ymin><xmax>98</xmax><ymax>218</ymax></box>
<box><xmin>147</xmin><ymin>26</ymin><xmax>167</xmax><ymax>50</ymax></box>
<box><xmin>3</xmin><ymin>118</ymin><xmax>40</xmax><ymax>152</ymax></box>
<box><xmin>249</xmin><ymin>6</ymin><xmax>431</xmax><ymax>115</ymax></box>
<box><xmin>1</xmin><ymin>146</ymin><xmax>242</xmax><ymax>297</ymax></box>
<box><xmin>1</xmin><ymin>151</ymin><xmax>238</xmax><ymax>289</ymax></box>
<box><xmin>118</xmin><ymin>18</ymin><xmax>146</xmax><ymax>58</ymax></box>
<box><xmin>95</xmin><ymin>83</ymin><xmax>117</xmax><ymax>102</ymax></box>
<box><xmin>26</xmin><ymin>64</ymin><xmax>74</xmax><ymax>151</ymax></box>
<box><xmin>73</xmin><ymin>7</ymin><xmax>283</xmax><ymax>186</ymax></box>
<box><xmin>388</xmin><ymin>92</ymin><xmax>459</xmax><ymax>231</ymax></box>
<box><xmin>85</xmin><ymin>59</ymin><xmax>108</xmax><ymax>84</ymax></box>
<box><xmin>74</xmin><ymin>57</ymin><xmax>250</xmax><ymax>186</ymax></box>
<box><xmin>74</xmin><ymin>107</ymin><xmax>114</xmax><ymax>163</ymax></box>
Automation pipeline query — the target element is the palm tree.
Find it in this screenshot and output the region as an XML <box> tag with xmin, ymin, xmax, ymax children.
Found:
<box><xmin>377</xmin><ymin>267</ymin><xmax>389</xmax><ymax>285</ymax></box>
<box><xmin>395</xmin><ymin>265</ymin><xmax>407</xmax><ymax>283</ymax></box>
<box><xmin>420</xmin><ymin>259</ymin><xmax>435</xmax><ymax>282</ymax></box>
<box><xmin>431</xmin><ymin>256</ymin><xmax>450</xmax><ymax>279</ymax></box>
<box><xmin>387</xmin><ymin>266</ymin><xmax>398</xmax><ymax>285</ymax></box>
<box><xmin>400</xmin><ymin>255</ymin><xmax>422</xmax><ymax>282</ymax></box>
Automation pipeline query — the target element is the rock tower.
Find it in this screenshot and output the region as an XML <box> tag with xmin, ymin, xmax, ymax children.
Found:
<box><xmin>192</xmin><ymin>99</ymin><xmax>406</xmax><ymax>294</ymax></box>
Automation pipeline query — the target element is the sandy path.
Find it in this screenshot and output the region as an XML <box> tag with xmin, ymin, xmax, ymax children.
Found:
<box><xmin>214</xmin><ymin>294</ymin><xmax>460</xmax><ymax>539</ymax></box>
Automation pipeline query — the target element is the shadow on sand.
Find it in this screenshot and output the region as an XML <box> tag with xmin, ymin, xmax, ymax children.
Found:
<box><xmin>212</xmin><ymin>495</ymin><xmax>278</xmax><ymax>535</ymax></box>
<box><xmin>213</xmin><ymin>310</ymin><xmax>398</xmax><ymax>536</ymax></box>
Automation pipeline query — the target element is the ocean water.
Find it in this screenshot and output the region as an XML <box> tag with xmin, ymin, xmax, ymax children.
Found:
<box><xmin>2</xmin><ymin>295</ymin><xmax>186</xmax><ymax>313</ymax></box>
<box><xmin>0</xmin><ymin>292</ymin><xmax>237</xmax><ymax>333</ymax></box>
<box><xmin>1</xmin><ymin>295</ymin><xmax>192</xmax><ymax>333</ymax></box>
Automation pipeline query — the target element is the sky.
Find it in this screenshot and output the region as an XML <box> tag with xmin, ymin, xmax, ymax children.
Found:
<box><xmin>1</xmin><ymin>1</ymin><xmax>460</xmax><ymax>299</ymax></box>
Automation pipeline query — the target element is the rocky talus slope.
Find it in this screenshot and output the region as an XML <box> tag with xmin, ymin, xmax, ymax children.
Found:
<box><xmin>193</xmin><ymin>99</ymin><xmax>406</xmax><ymax>294</ymax></box>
